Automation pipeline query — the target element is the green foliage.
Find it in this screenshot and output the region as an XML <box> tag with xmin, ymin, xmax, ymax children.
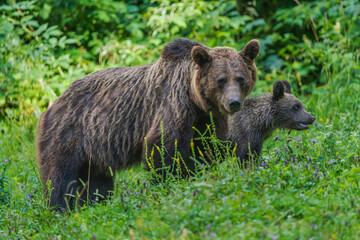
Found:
<box><xmin>1</xmin><ymin>0</ymin><xmax>359</xmax><ymax>119</ymax></box>
<box><xmin>1</xmin><ymin>0</ymin><xmax>360</xmax><ymax>238</ymax></box>
<box><xmin>0</xmin><ymin>0</ymin><xmax>80</xmax><ymax>120</ymax></box>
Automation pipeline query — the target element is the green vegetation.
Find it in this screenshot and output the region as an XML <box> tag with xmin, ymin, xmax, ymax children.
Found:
<box><xmin>1</xmin><ymin>0</ymin><xmax>359</xmax><ymax>239</ymax></box>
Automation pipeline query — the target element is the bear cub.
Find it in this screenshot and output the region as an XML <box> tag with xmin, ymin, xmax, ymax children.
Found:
<box><xmin>228</xmin><ymin>80</ymin><xmax>315</xmax><ymax>163</ymax></box>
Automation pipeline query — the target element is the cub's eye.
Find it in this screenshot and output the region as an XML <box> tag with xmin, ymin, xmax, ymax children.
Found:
<box><xmin>236</xmin><ymin>77</ymin><xmax>245</xmax><ymax>86</ymax></box>
<box><xmin>293</xmin><ymin>104</ymin><xmax>300</xmax><ymax>111</ymax></box>
<box><xmin>217</xmin><ymin>78</ymin><xmax>227</xmax><ymax>88</ymax></box>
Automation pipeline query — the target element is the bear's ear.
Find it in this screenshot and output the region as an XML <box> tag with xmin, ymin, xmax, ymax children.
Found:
<box><xmin>273</xmin><ymin>80</ymin><xmax>285</xmax><ymax>101</ymax></box>
<box><xmin>191</xmin><ymin>46</ymin><xmax>212</xmax><ymax>67</ymax></box>
<box><xmin>240</xmin><ymin>39</ymin><xmax>260</xmax><ymax>61</ymax></box>
<box><xmin>281</xmin><ymin>80</ymin><xmax>291</xmax><ymax>94</ymax></box>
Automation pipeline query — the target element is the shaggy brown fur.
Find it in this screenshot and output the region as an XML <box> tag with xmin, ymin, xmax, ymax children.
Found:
<box><xmin>36</xmin><ymin>38</ymin><xmax>260</xmax><ymax>209</ymax></box>
<box><xmin>228</xmin><ymin>80</ymin><xmax>315</xmax><ymax>163</ymax></box>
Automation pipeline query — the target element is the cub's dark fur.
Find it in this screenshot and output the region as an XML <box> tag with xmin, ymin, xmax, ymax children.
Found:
<box><xmin>228</xmin><ymin>80</ymin><xmax>315</xmax><ymax>162</ymax></box>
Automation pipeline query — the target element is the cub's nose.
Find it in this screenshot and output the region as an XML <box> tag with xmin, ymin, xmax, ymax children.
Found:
<box><xmin>229</xmin><ymin>100</ymin><xmax>241</xmax><ymax>112</ymax></box>
<box><xmin>310</xmin><ymin>116</ymin><xmax>315</xmax><ymax>123</ymax></box>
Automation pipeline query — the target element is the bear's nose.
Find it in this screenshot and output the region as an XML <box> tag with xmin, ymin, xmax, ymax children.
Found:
<box><xmin>229</xmin><ymin>100</ymin><xmax>241</xmax><ymax>112</ymax></box>
<box><xmin>310</xmin><ymin>116</ymin><xmax>315</xmax><ymax>123</ymax></box>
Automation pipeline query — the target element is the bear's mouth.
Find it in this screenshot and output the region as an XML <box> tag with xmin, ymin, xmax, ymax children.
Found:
<box><xmin>222</xmin><ymin>102</ymin><xmax>243</xmax><ymax>115</ymax></box>
<box><xmin>296</xmin><ymin>122</ymin><xmax>310</xmax><ymax>130</ymax></box>
<box><xmin>224</xmin><ymin>106</ymin><xmax>242</xmax><ymax>115</ymax></box>
<box><xmin>217</xmin><ymin>105</ymin><xmax>234</xmax><ymax>116</ymax></box>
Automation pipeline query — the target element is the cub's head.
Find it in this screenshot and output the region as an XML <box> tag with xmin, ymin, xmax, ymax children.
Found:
<box><xmin>272</xmin><ymin>80</ymin><xmax>315</xmax><ymax>130</ymax></box>
<box><xmin>190</xmin><ymin>40</ymin><xmax>260</xmax><ymax>116</ymax></box>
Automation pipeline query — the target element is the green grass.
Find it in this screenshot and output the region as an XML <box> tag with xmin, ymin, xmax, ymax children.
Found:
<box><xmin>1</xmin><ymin>76</ymin><xmax>360</xmax><ymax>239</ymax></box>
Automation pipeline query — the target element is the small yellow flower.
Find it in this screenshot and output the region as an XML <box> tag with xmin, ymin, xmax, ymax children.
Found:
<box><xmin>175</xmin><ymin>140</ymin><xmax>178</xmax><ymax>147</ymax></box>
<box><xmin>75</xmin><ymin>214</ymin><xmax>79</xmax><ymax>218</ymax></box>
<box><xmin>233</xmin><ymin>146</ymin><xmax>236</xmax><ymax>152</ymax></box>
<box><xmin>211</xmin><ymin>134</ymin><xmax>214</xmax><ymax>138</ymax></box>
<box><xmin>336</xmin><ymin>152</ymin><xmax>339</xmax><ymax>155</ymax></box>
<box><xmin>320</xmin><ymin>118</ymin><xmax>323</xmax><ymax>121</ymax></box>
<box><xmin>207</xmin><ymin>125</ymin><xmax>210</xmax><ymax>130</ymax></box>
<box><xmin>129</xmin><ymin>169</ymin><xmax>133</xmax><ymax>173</ymax></box>
<box><xmin>331</xmin><ymin>233</ymin><xmax>337</xmax><ymax>239</ymax></box>
<box><xmin>232</xmin><ymin>157</ymin><xmax>236</xmax><ymax>161</ymax></box>
<box><xmin>151</xmin><ymin>149</ymin><xmax>154</xmax><ymax>157</ymax></box>
<box><xmin>190</xmin><ymin>141</ymin><xmax>194</xmax><ymax>149</ymax></box>
<box><xmin>198</xmin><ymin>150</ymin><xmax>204</xmax><ymax>157</ymax></box>
<box><xmin>144</xmin><ymin>137</ymin><xmax>147</xmax><ymax>141</ymax></box>
<box><xmin>265</xmin><ymin>74</ymin><xmax>271</xmax><ymax>81</ymax></box>
<box><xmin>174</xmin><ymin>158</ymin><xmax>180</xmax><ymax>164</ymax></box>
<box><xmin>156</xmin><ymin>146</ymin><xmax>160</xmax><ymax>152</ymax></box>
<box><xmin>147</xmin><ymin>161</ymin><xmax>152</xmax><ymax>169</ymax></box>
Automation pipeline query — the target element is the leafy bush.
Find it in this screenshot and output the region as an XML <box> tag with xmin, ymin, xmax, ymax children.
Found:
<box><xmin>1</xmin><ymin>0</ymin><xmax>359</xmax><ymax>121</ymax></box>
<box><xmin>0</xmin><ymin>0</ymin><xmax>79</xmax><ymax>120</ymax></box>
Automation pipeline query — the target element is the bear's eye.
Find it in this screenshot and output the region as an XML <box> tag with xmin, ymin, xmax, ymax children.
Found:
<box><xmin>236</xmin><ymin>77</ymin><xmax>245</xmax><ymax>86</ymax></box>
<box><xmin>293</xmin><ymin>104</ymin><xmax>300</xmax><ymax>111</ymax></box>
<box><xmin>217</xmin><ymin>78</ymin><xmax>227</xmax><ymax>88</ymax></box>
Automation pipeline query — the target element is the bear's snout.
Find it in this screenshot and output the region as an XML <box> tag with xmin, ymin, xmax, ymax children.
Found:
<box><xmin>310</xmin><ymin>116</ymin><xmax>315</xmax><ymax>123</ymax></box>
<box><xmin>229</xmin><ymin>100</ymin><xmax>241</xmax><ymax>112</ymax></box>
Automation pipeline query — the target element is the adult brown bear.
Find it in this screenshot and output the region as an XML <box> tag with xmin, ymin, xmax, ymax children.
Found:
<box><xmin>36</xmin><ymin>38</ymin><xmax>260</xmax><ymax>209</ymax></box>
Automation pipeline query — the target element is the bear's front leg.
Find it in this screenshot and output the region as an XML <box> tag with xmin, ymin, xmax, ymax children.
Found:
<box><xmin>143</xmin><ymin>119</ymin><xmax>195</xmax><ymax>181</ymax></box>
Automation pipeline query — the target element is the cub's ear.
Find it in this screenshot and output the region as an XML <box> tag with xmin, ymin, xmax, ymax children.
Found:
<box><xmin>191</xmin><ymin>46</ymin><xmax>212</xmax><ymax>67</ymax></box>
<box><xmin>240</xmin><ymin>39</ymin><xmax>260</xmax><ymax>61</ymax></box>
<box><xmin>281</xmin><ymin>80</ymin><xmax>291</xmax><ymax>94</ymax></box>
<box><xmin>273</xmin><ymin>80</ymin><xmax>285</xmax><ymax>101</ymax></box>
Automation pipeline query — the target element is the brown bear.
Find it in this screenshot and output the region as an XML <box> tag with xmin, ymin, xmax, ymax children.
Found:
<box><xmin>36</xmin><ymin>38</ymin><xmax>260</xmax><ymax>209</ymax></box>
<box><xmin>227</xmin><ymin>80</ymin><xmax>315</xmax><ymax>163</ymax></box>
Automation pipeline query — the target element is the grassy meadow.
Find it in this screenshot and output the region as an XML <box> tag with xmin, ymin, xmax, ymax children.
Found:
<box><xmin>1</xmin><ymin>0</ymin><xmax>360</xmax><ymax>239</ymax></box>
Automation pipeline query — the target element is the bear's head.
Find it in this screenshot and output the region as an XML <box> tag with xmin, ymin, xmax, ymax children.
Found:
<box><xmin>190</xmin><ymin>40</ymin><xmax>260</xmax><ymax>116</ymax></box>
<box><xmin>272</xmin><ymin>80</ymin><xmax>315</xmax><ymax>130</ymax></box>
